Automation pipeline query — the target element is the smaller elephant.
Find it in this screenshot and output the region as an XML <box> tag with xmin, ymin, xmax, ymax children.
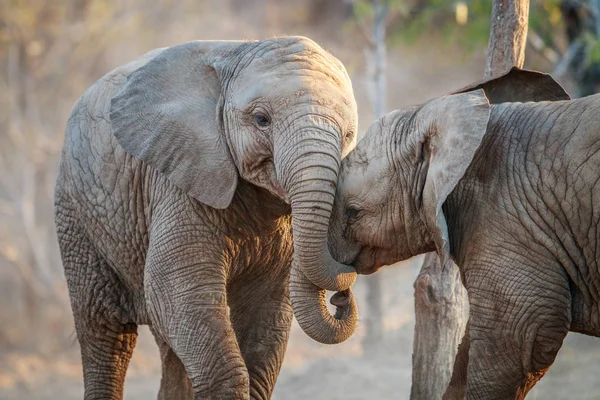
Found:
<box><xmin>327</xmin><ymin>68</ymin><xmax>600</xmax><ymax>399</ymax></box>
<box><xmin>55</xmin><ymin>37</ymin><xmax>359</xmax><ymax>400</ymax></box>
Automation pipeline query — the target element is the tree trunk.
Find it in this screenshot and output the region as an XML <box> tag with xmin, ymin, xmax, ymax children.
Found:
<box><xmin>362</xmin><ymin>0</ymin><xmax>388</xmax><ymax>348</ymax></box>
<box><xmin>372</xmin><ymin>0</ymin><xmax>387</xmax><ymax>118</ymax></box>
<box><xmin>410</xmin><ymin>253</ymin><xmax>468</xmax><ymax>400</ymax></box>
<box><xmin>484</xmin><ymin>0</ymin><xmax>530</xmax><ymax>78</ymax></box>
<box><xmin>364</xmin><ymin>275</ymin><xmax>384</xmax><ymax>347</ymax></box>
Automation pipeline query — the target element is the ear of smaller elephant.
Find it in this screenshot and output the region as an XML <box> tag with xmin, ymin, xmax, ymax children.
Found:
<box><xmin>110</xmin><ymin>42</ymin><xmax>239</xmax><ymax>209</ymax></box>
<box><xmin>418</xmin><ymin>89</ymin><xmax>491</xmax><ymax>260</ymax></box>
<box><xmin>452</xmin><ymin>67</ymin><xmax>570</xmax><ymax>104</ymax></box>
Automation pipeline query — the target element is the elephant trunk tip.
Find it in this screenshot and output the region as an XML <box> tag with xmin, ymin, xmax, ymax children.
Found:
<box><xmin>290</xmin><ymin>267</ymin><xmax>359</xmax><ymax>345</ymax></box>
<box><xmin>330</xmin><ymin>289</ymin><xmax>351</xmax><ymax>320</ymax></box>
<box><xmin>330</xmin><ymin>289</ymin><xmax>350</xmax><ymax>308</ymax></box>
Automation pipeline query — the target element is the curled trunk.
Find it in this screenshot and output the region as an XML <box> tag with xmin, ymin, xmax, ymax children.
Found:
<box><xmin>290</xmin><ymin>265</ymin><xmax>358</xmax><ymax>344</ymax></box>
<box><xmin>289</xmin><ymin>187</ymin><xmax>357</xmax><ymax>293</ymax></box>
<box><xmin>280</xmin><ymin>128</ymin><xmax>358</xmax><ymax>344</ymax></box>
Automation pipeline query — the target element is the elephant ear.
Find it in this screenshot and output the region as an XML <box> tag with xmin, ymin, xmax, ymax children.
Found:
<box><xmin>110</xmin><ymin>42</ymin><xmax>241</xmax><ymax>209</ymax></box>
<box><xmin>415</xmin><ymin>89</ymin><xmax>491</xmax><ymax>263</ymax></box>
<box><xmin>452</xmin><ymin>66</ymin><xmax>570</xmax><ymax>103</ymax></box>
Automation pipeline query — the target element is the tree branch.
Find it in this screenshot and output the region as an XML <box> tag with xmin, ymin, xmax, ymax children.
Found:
<box><xmin>484</xmin><ymin>0</ymin><xmax>530</xmax><ymax>78</ymax></box>
<box><xmin>527</xmin><ymin>29</ymin><xmax>560</xmax><ymax>65</ymax></box>
<box><xmin>553</xmin><ymin>40</ymin><xmax>584</xmax><ymax>78</ymax></box>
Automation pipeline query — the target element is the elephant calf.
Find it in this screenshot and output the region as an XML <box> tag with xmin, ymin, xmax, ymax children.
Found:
<box><xmin>328</xmin><ymin>68</ymin><xmax>600</xmax><ymax>399</ymax></box>
<box><xmin>54</xmin><ymin>37</ymin><xmax>359</xmax><ymax>400</ymax></box>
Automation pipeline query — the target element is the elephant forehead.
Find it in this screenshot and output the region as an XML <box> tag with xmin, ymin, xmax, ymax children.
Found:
<box><xmin>342</xmin><ymin>159</ymin><xmax>389</xmax><ymax>204</ymax></box>
<box><xmin>343</xmin><ymin>132</ymin><xmax>392</xmax><ymax>191</ymax></box>
<box><xmin>253</xmin><ymin>38</ymin><xmax>349</xmax><ymax>83</ymax></box>
<box><xmin>238</xmin><ymin>65</ymin><xmax>352</xmax><ymax>98</ymax></box>
<box><xmin>364</xmin><ymin>155</ymin><xmax>390</xmax><ymax>185</ymax></box>
<box><xmin>232</xmin><ymin>71</ymin><xmax>356</xmax><ymax>122</ymax></box>
<box><xmin>355</xmin><ymin>124</ymin><xmax>388</xmax><ymax>161</ymax></box>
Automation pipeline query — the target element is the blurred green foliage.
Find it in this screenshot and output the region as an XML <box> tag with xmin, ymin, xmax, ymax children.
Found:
<box><xmin>351</xmin><ymin>0</ymin><xmax>566</xmax><ymax>53</ymax></box>
<box><xmin>586</xmin><ymin>31</ymin><xmax>600</xmax><ymax>62</ymax></box>
<box><xmin>530</xmin><ymin>0</ymin><xmax>564</xmax><ymax>48</ymax></box>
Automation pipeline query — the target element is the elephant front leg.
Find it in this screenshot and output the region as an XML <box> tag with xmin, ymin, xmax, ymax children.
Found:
<box><xmin>463</xmin><ymin>259</ymin><xmax>571</xmax><ymax>400</ymax></box>
<box><xmin>59</xmin><ymin>228</ymin><xmax>138</xmax><ymax>400</ymax></box>
<box><xmin>145</xmin><ymin>248</ymin><xmax>249</xmax><ymax>399</ymax></box>
<box><xmin>228</xmin><ymin>274</ymin><xmax>293</xmax><ymax>399</ymax></box>
<box><xmin>150</xmin><ymin>327</ymin><xmax>193</xmax><ymax>400</ymax></box>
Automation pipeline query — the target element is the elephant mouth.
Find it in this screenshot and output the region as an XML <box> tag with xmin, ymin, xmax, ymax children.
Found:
<box><xmin>353</xmin><ymin>246</ymin><xmax>390</xmax><ymax>275</ymax></box>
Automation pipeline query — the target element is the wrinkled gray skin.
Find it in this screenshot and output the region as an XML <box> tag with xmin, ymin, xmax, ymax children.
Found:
<box><xmin>329</xmin><ymin>70</ymin><xmax>600</xmax><ymax>398</ymax></box>
<box><xmin>54</xmin><ymin>37</ymin><xmax>359</xmax><ymax>400</ymax></box>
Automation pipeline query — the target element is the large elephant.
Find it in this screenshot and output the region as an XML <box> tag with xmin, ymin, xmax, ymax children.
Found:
<box><xmin>54</xmin><ymin>37</ymin><xmax>359</xmax><ymax>400</ymax></box>
<box><xmin>326</xmin><ymin>68</ymin><xmax>600</xmax><ymax>399</ymax></box>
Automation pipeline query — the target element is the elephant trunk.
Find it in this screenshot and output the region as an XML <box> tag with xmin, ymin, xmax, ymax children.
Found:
<box><xmin>290</xmin><ymin>266</ymin><xmax>358</xmax><ymax>344</ymax></box>
<box><xmin>279</xmin><ymin>130</ymin><xmax>358</xmax><ymax>344</ymax></box>
<box><xmin>285</xmin><ymin>155</ymin><xmax>357</xmax><ymax>292</ymax></box>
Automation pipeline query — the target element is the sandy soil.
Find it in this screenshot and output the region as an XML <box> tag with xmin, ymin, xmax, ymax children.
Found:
<box><xmin>2</xmin><ymin>264</ymin><xmax>600</xmax><ymax>400</ymax></box>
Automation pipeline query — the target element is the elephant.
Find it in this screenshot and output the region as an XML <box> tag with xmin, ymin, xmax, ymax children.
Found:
<box><xmin>54</xmin><ymin>36</ymin><xmax>360</xmax><ymax>400</ymax></box>
<box><xmin>325</xmin><ymin>67</ymin><xmax>600</xmax><ymax>399</ymax></box>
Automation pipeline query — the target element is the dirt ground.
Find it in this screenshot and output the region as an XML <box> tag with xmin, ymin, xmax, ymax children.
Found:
<box><xmin>2</xmin><ymin>264</ymin><xmax>600</xmax><ymax>400</ymax></box>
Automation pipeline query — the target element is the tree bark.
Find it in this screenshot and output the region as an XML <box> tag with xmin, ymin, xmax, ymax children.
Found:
<box><xmin>484</xmin><ymin>0</ymin><xmax>530</xmax><ymax>78</ymax></box>
<box><xmin>364</xmin><ymin>275</ymin><xmax>384</xmax><ymax>347</ymax></box>
<box><xmin>410</xmin><ymin>253</ymin><xmax>468</xmax><ymax>400</ymax></box>
<box><xmin>372</xmin><ymin>0</ymin><xmax>388</xmax><ymax>118</ymax></box>
<box><xmin>361</xmin><ymin>0</ymin><xmax>389</xmax><ymax>347</ymax></box>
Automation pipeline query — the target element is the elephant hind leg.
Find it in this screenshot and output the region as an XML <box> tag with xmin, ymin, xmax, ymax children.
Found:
<box><xmin>77</xmin><ymin>321</ymin><xmax>138</xmax><ymax>400</ymax></box>
<box><xmin>150</xmin><ymin>327</ymin><xmax>193</xmax><ymax>400</ymax></box>
<box><xmin>58</xmin><ymin>224</ymin><xmax>138</xmax><ymax>400</ymax></box>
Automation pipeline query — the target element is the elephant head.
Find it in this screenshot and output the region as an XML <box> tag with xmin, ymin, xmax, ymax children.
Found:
<box><xmin>109</xmin><ymin>37</ymin><xmax>359</xmax><ymax>344</ymax></box>
<box><xmin>328</xmin><ymin>68</ymin><xmax>570</xmax><ymax>274</ymax></box>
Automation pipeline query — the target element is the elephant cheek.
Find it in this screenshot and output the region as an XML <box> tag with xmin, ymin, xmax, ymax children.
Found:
<box><xmin>242</xmin><ymin>159</ymin><xmax>289</xmax><ymax>203</ymax></box>
<box><xmin>262</xmin><ymin>177</ymin><xmax>288</xmax><ymax>203</ymax></box>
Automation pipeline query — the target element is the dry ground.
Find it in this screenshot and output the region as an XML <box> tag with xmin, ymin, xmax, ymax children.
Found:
<box><xmin>2</xmin><ymin>264</ymin><xmax>600</xmax><ymax>400</ymax></box>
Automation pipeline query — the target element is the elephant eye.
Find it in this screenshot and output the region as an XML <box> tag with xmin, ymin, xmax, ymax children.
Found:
<box><xmin>254</xmin><ymin>113</ymin><xmax>271</xmax><ymax>128</ymax></box>
<box><xmin>346</xmin><ymin>207</ymin><xmax>360</xmax><ymax>219</ymax></box>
